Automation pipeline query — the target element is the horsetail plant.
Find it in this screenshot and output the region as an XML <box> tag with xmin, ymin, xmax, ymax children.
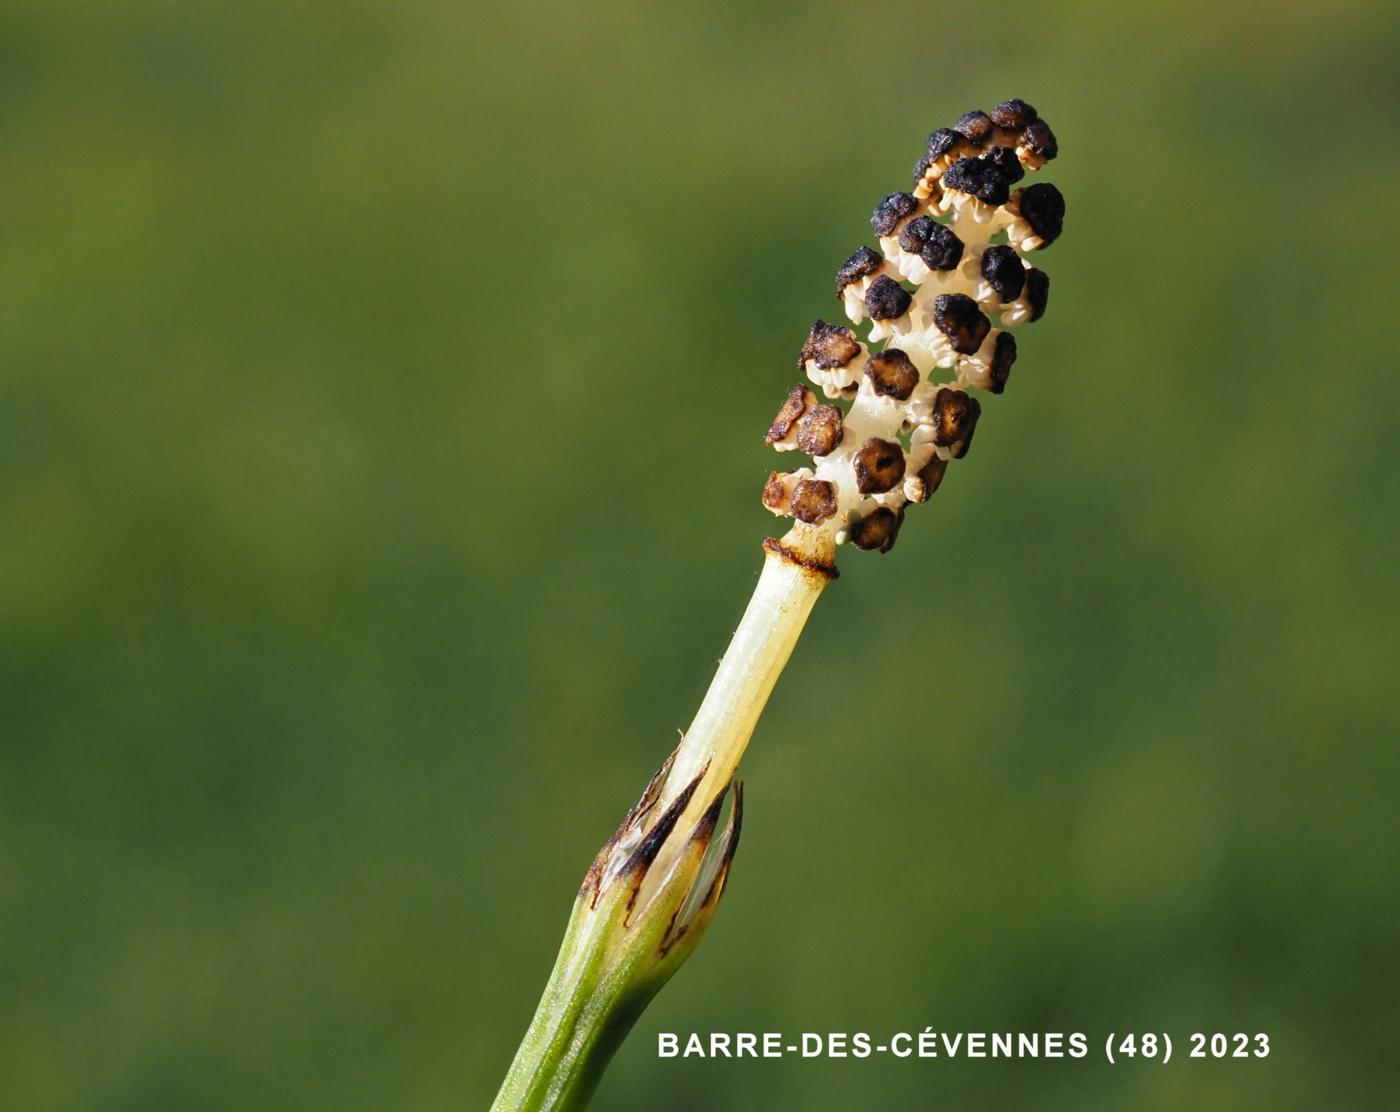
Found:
<box><xmin>492</xmin><ymin>99</ymin><xmax>1066</xmax><ymax>1111</ymax></box>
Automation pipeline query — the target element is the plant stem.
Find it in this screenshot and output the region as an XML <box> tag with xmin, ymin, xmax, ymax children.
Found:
<box><xmin>489</xmin><ymin>894</ymin><xmax>649</xmax><ymax>1111</ymax></box>
<box><xmin>643</xmin><ymin>528</ymin><xmax>835</xmax><ymax>896</ymax></box>
<box><xmin>492</xmin><ymin>527</ymin><xmax>835</xmax><ymax>1111</ymax></box>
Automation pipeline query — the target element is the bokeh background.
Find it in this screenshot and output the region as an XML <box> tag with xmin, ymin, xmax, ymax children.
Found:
<box><xmin>4</xmin><ymin>1</ymin><xmax>1398</xmax><ymax>1108</ymax></box>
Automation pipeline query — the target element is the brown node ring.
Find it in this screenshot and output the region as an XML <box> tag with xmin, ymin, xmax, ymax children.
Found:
<box><xmin>761</xmin><ymin>536</ymin><xmax>839</xmax><ymax>581</ymax></box>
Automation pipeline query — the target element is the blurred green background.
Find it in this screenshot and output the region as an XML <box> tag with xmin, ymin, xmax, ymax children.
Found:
<box><xmin>4</xmin><ymin>1</ymin><xmax>1398</xmax><ymax>1108</ymax></box>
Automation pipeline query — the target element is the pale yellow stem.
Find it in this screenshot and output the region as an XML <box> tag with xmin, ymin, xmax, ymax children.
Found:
<box><xmin>642</xmin><ymin>525</ymin><xmax>836</xmax><ymax>896</ymax></box>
